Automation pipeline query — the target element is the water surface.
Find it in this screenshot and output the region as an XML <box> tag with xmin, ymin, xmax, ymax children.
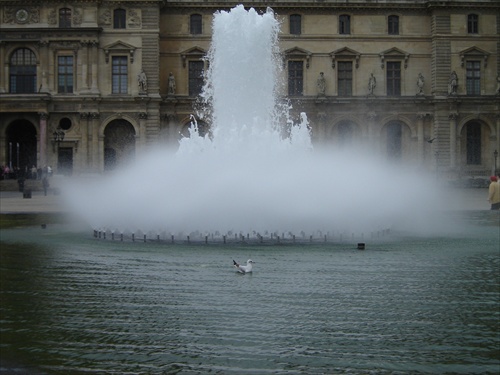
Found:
<box><xmin>1</xmin><ymin>212</ymin><xmax>499</xmax><ymax>374</ymax></box>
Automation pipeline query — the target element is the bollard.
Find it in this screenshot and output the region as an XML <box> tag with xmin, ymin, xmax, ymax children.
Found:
<box><xmin>112</xmin><ymin>233</ymin><xmax>115</xmax><ymax>240</ymax></box>
<box><xmin>120</xmin><ymin>233</ymin><xmax>123</xmax><ymax>242</ymax></box>
<box><xmin>132</xmin><ymin>233</ymin><xmax>135</xmax><ymax>242</ymax></box>
<box><xmin>223</xmin><ymin>235</ymin><xmax>226</xmax><ymax>244</ymax></box>
<box><xmin>144</xmin><ymin>234</ymin><xmax>147</xmax><ymax>242</ymax></box>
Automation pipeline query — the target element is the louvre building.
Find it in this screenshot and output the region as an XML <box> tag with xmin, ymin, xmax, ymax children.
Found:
<box><xmin>0</xmin><ymin>0</ymin><xmax>498</xmax><ymax>179</ymax></box>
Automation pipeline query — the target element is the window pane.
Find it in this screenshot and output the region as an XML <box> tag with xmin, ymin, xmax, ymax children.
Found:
<box><xmin>388</xmin><ymin>15</ymin><xmax>399</xmax><ymax>35</ymax></box>
<box><xmin>114</xmin><ymin>9</ymin><xmax>126</xmax><ymax>29</ymax></box>
<box><xmin>466</xmin><ymin>123</ymin><xmax>481</xmax><ymax>164</ymax></box>
<box><xmin>58</xmin><ymin>56</ymin><xmax>73</xmax><ymax>93</ymax></box>
<box><xmin>288</xmin><ymin>61</ymin><xmax>303</xmax><ymax>96</ymax></box>
<box><xmin>338</xmin><ymin>61</ymin><xmax>352</xmax><ymax>96</ymax></box>
<box><xmin>112</xmin><ymin>56</ymin><xmax>128</xmax><ymax>94</ymax></box>
<box><xmin>189</xmin><ymin>61</ymin><xmax>204</xmax><ymax>96</ymax></box>
<box><xmin>387</xmin><ymin>121</ymin><xmax>402</xmax><ymax>159</ymax></box>
<box><xmin>386</xmin><ymin>62</ymin><xmax>401</xmax><ymax>96</ymax></box>
<box><xmin>9</xmin><ymin>48</ymin><xmax>37</xmax><ymax>93</ymax></box>
<box><xmin>339</xmin><ymin>15</ymin><xmax>350</xmax><ymax>35</ymax></box>
<box><xmin>467</xmin><ymin>14</ymin><xmax>478</xmax><ymax>34</ymax></box>
<box><xmin>190</xmin><ymin>14</ymin><xmax>202</xmax><ymax>35</ymax></box>
<box><xmin>290</xmin><ymin>14</ymin><xmax>301</xmax><ymax>35</ymax></box>
<box><xmin>59</xmin><ymin>8</ymin><xmax>71</xmax><ymax>28</ymax></box>
<box><xmin>466</xmin><ymin>61</ymin><xmax>480</xmax><ymax>95</ymax></box>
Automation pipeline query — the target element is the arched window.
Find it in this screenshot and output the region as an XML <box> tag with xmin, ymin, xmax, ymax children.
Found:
<box><xmin>467</xmin><ymin>14</ymin><xmax>478</xmax><ymax>34</ymax></box>
<box><xmin>466</xmin><ymin>122</ymin><xmax>481</xmax><ymax>165</ymax></box>
<box><xmin>337</xmin><ymin>121</ymin><xmax>355</xmax><ymax>145</ymax></box>
<box><xmin>9</xmin><ymin>48</ymin><xmax>37</xmax><ymax>93</ymax></box>
<box><xmin>114</xmin><ymin>9</ymin><xmax>126</xmax><ymax>29</ymax></box>
<box><xmin>386</xmin><ymin>121</ymin><xmax>402</xmax><ymax>160</ymax></box>
<box><xmin>59</xmin><ymin>8</ymin><xmax>71</xmax><ymax>28</ymax></box>
<box><xmin>290</xmin><ymin>14</ymin><xmax>301</xmax><ymax>35</ymax></box>
<box><xmin>190</xmin><ymin>14</ymin><xmax>202</xmax><ymax>35</ymax></box>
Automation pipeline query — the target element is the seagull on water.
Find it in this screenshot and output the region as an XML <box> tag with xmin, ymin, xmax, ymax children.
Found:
<box><xmin>233</xmin><ymin>259</ymin><xmax>255</xmax><ymax>274</ymax></box>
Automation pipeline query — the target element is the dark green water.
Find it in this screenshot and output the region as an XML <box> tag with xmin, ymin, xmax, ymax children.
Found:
<box><xmin>1</xmin><ymin>212</ymin><xmax>499</xmax><ymax>374</ymax></box>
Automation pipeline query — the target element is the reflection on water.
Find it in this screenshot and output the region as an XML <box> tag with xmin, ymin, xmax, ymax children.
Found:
<box><xmin>0</xmin><ymin>211</ymin><xmax>499</xmax><ymax>374</ymax></box>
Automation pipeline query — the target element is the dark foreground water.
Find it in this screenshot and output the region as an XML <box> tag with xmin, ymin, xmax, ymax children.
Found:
<box><xmin>1</xmin><ymin>212</ymin><xmax>499</xmax><ymax>374</ymax></box>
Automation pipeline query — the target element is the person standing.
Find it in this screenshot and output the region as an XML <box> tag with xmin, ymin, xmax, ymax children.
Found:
<box><xmin>487</xmin><ymin>176</ymin><xmax>500</xmax><ymax>210</ymax></box>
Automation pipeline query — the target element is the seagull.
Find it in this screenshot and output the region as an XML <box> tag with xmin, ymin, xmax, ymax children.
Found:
<box><xmin>233</xmin><ymin>259</ymin><xmax>255</xmax><ymax>274</ymax></box>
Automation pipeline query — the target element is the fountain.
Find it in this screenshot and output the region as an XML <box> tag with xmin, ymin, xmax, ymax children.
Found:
<box><xmin>66</xmin><ymin>5</ymin><xmax>443</xmax><ymax>242</ymax></box>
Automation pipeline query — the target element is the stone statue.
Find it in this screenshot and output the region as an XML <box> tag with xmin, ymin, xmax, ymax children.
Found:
<box><xmin>496</xmin><ymin>74</ymin><xmax>500</xmax><ymax>95</ymax></box>
<box><xmin>368</xmin><ymin>73</ymin><xmax>376</xmax><ymax>95</ymax></box>
<box><xmin>168</xmin><ymin>72</ymin><xmax>176</xmax><ymax>95</ymax></box>
<box><xmin>416</xmin><ymin>73</ymin><xmax>424</xmax><ymax>96</ymax></box>
<box><xmin>317</xmin><ymin>72</ymin><xmax>326</xmax><ymax>96</ymax></box>
<box><xmin>138</xmin><ymin>69</ymin><xmax>147</xmax><ymax>93</ymax></box>
<box><xmin>448</xmin><ymin>70</ymin><xmax>458</xmax><ymax>95</ymax></box>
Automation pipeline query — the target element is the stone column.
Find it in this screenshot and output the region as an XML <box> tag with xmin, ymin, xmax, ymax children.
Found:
<box><xmin>39</xmin><ymin>113</ymin><xmax>48</xmax><ymax>167</ymax></box>
<box><xmin>90</xmin><ymin>41</ymin><xmax>99</xmax><ymax>93</ymax></box>
<box><xmin>80</xmin><ymin>41</ymin><xmax>90</xmax><ymax>93</ymax></box>
<box><xmin>449</xmin><ymin>112</ymin><xmax>458</xmax><ymax>169</ymax></box>
<box><xmin>90</xmin><ymin>113</ymin><xmax>100</xmax><ymax>172</ymax></box>
<box><xmin>138</xmin><ymin>112</ymin><xmax>148</xmax><ymax>154</ymax></box>
<box><xmin>39</xmin><ymin>40</ymin><xmax>49</xmax><ymax>92</ymax></box>
<box><xmin>0</xmin><ymin>41</ymin><xmax>6</xmax><ymax>93</ymax></box>
<box><xmin>416</xmin><ymin>113</ymin><xmax>425</xmax><ymax>164</ymax></box>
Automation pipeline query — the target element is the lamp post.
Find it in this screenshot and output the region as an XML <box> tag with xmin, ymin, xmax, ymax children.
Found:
<box><xmin>52</xmin><ymin>127</ymin><xmax>65</xmax><ymax>152</ymax></box>
<box><xmin>494</xmin><ymin>149</ymin><xmax>498</xmax><ymax>176</ymax></box>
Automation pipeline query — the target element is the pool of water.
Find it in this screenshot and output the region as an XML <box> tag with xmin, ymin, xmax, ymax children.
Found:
<box><xmin>1</xmin><ymin>211</ymin><xmax>499</xmax><ymax>374</ymax></box>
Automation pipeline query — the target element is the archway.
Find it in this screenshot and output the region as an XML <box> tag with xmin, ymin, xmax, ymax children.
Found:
<box><xmin>5</xmin><ymin>120</ymin><xmax>37</xmax><ymax>177</ymax></box>
<box><xmin>104</xmin><ymin>120</ymin><xmax>136</xmax><ymax>171</ymax></box>
<box><xmin>382</xmin><ymin>120</ymin><xmax>412</xmax><ymax>162</ymax></box>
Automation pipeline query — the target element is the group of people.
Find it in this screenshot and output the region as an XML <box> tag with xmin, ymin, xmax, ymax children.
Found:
<box><xmin>1</xmin><ymin>165</ymin><xmax>52</xmax><ymax>180</ymax></box>
<box><xmin>488</xmin><ymin>175</ymin><xmax>500</xmax><ymax>210</ymax></box>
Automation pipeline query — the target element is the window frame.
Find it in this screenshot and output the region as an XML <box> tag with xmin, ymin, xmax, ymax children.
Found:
<box><xmin>111</xmin><ymin>56</ymin><xmax>128</xmax><ymax>94</ymax></box>
<box><xmin>337</xmin><ymin>61</ymin><xmax>353</xmax><ymax>97</ymax></box>
<box><xmin>190</xmin><ymin>14</ymin><xmax>202</xmax><ymax>35</ymax></box>
<box><xmin>188</xmin><ymin>60</ymin><xmax>204</xmax><ymax>97</ymax></box>
<box><xmin>466</xmin><ymin>123</ymin><xmax>481</xmax><ymax>165</ymax></box>
<box><xmin>9</xmin><ymin>48</ymin><xmax>37</xmax><ymax>94</ymax></box>
<box><xmin>465</xmin><ymin>60</ymin><xmax>481</xmax><ymax>95</ymax></box>
<box><xmin>114</xmin><ymin>8</ymin><xmax>126</xmax><ymax>29</ymax></box>
<box><xmin>290</xmin><ymin>14</ymin><xmax>301</xmax><ymax>35</ymax></box>
<box><xmin>388</xmin><ymin>15</ymin><xmax>399</xmax><ymax>35</ymax></box>
<box><xmin>288</xmin><ymin>60</ymin><xmax>304</xmax><ymax>96</ymax></box>
<box><xmin>339</xmin><ymin>14</ymin><xmax>351</xmax><ymax>35</ymax></box>
<box><xmin>59</xmin><ymin>8</ymin><xmax>72</xmax><ymax>28</ymax></box>
<box><xmin>57</xmin><ymin>55</ymin><xmax>74</xmax><ymax>94</ymax></box>
<box><xmin>467</xmin><ymin>14</ymin><xmax>478</xmax><ymax>34</ymax></box>
<box><xmin>386</xmin><ymin>61</ymin><xmax>401</xmax><ymax>97</ymax></box>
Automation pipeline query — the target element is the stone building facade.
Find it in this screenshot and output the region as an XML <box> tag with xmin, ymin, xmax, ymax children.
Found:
<box><xmin>0</xmin><ymin>0</ymin><xmax>499</xmax><ymax>179</ymax></box>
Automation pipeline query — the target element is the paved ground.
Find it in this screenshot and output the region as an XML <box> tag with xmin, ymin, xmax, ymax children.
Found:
<box><xmin>0</xmin><ymin>186</ymin><xmax>492</xmax><ymax>214</ymax></box>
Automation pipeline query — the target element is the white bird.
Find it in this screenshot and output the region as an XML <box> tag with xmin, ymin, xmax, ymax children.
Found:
<box><xmin>233</xmin><ymin>259</ymin><xmax>255</xmax><ymax>273</ymax></box>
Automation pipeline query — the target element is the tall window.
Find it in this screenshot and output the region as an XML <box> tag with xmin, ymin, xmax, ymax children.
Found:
<box><xmin>288</xmin><ymin>61</ymin><xmax>303</xmax><ymax>96</ymax></box>
<box><xmin>188</xmin><ymin>61</ymin><xmax>204</xmax><ymax>97</ymax></box>
<box><xmin>9</xmin><ymin>48</ymin><xmax>37</xmax><ymax>94</ymax></box>
<box><xmin>466</xmin><ymin>123</ymin><xmax>481</xmax><ymax>165</ymax></box>
<box><xmin>467</xmin><ymin>14</ymin><xmax>478</xmax><ymax>34</ymax></box>
<box><xmin>387</xmin><ymin>121</ymin><xmax>402</xmax><ymax>160</ymax></box>
<box><xmin>112</xmin><ymin>56</ymin><xmax>128</xmax><ymax>94</ymax></box>
<box><xmin>386</xmin><ymin>62</ymin><xmax>401</xmax><ymax>96</ymax></box>
<box><xmin>339</xmin><ymin>15</ymin><xmax>350</xmax><ymax>35</ymax></box>
<box><xmin>290</xmin><ymin>14</ymin><xmax>301</xmax><ymax>35</ymax></box>
<box><xmin>466</xmin><ymin>61</ymin><xmax>480</xmax><ymax>95</ymax></box>
<box><xmin>59</xmin><ymin>8</ymin><xmax>71</xmax><ymax>28</ymax></box>
<box><xmin>190</xmin><ymin>14</ymin><xmax>202</xmax><ymax>35</ymax></box>
<box><xmin>388</xmin><ymin>15</ymin><xmax>399</xmax><ymax>35</ymax></box>
<box><xmin>114</xmin><ymin>9</ymin><xmax>126</xmax><ymax>29</ymax></box>
<box><xmin>58</xmin><ymin>56</ymin><xmax>74</xmax><ymax>93</ymax></box>
<box><xmin>337</xmin><ymin>61</ymin><xmax>352</xmax><ymax>96</ymax></box>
